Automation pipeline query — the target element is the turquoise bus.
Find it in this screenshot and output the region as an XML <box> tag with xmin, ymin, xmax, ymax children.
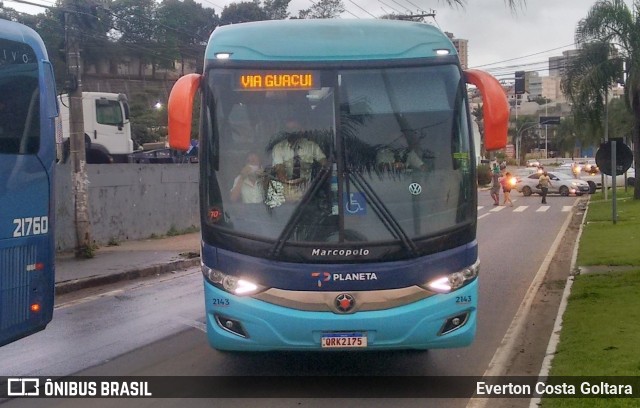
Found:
<box><xmin>0</xmin><ymin>19</ymin><xmax>59</xmax><ymax>347</ymax></box>
<box><xmin>168</xmin><ymin>19</ymin><xmax>507</xmax><ymax>351</ymax></box>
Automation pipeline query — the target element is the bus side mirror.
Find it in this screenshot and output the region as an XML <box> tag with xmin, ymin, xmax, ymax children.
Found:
<box><xmin>168</xmin><ymin>73</ymin><xmax>202</xmax><ymax>151</ymax></box>
<box><xmin>464</xmin><ymin>69</ymin><xmax>508</xmax><ymax>151</ymax></box>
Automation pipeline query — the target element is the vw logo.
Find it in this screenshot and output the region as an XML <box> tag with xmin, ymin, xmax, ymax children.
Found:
<box><xmin>409</xmin><ymin>183</ymin><xmax>422</xmax><ymax>195</ymax></box>
<box><xmin>335</xmin><ymin>293</ymin><xmax>356</xmax><ymax>313</ymax></box>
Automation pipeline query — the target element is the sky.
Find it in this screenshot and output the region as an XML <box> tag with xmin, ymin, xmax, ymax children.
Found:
<box><xmin>3</xmin><ymin>0</ymin><xmax>626</xmax><ymax>82</ymax></box>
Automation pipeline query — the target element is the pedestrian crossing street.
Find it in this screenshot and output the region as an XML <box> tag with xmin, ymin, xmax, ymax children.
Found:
<box><xmin>478</xmin><ymin>204</ymin><xmax>573</xmax><ymax>219</ymax></box>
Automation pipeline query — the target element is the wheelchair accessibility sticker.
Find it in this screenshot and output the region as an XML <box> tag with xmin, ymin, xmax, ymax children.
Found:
<box><xmin>344</xmin><ymin>192</ymin><xmax>367</xmax><ymax>215</ymax></box>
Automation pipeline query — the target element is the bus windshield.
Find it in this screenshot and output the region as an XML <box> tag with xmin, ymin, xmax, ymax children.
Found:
<box><xmin>201</xmin><ymin>63</ymin><xmax>474</xmax><ymax>261</ymax></box>
<box><xmin>0</xmin><ymin>39</ymin><xmax>40</xmax><ymax>155</ymax></box>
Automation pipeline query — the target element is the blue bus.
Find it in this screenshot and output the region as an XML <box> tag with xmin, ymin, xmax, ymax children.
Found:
<box><xmin>168</xmin><ymin>19</ymin><xmax>507</xmax><ymax>351</ymax></box>
<box><xmin>0</xmin><ymin>19</ymin><xmax>59</xmax><ymax>347</ymax></box>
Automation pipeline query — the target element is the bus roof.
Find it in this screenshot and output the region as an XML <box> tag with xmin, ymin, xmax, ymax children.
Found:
<box><xmin>0</xmin><ymin>19</ymin><xmax>49</xmax><ymax>62</ymax></box>
<box><xmin>205</xmin><ymin>19</ymin><xmax>457</xmax><ymax>62</ymax></box>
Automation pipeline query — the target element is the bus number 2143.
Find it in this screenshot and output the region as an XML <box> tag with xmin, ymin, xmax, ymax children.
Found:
<box><xmin>13</xmin><ymin>216</ymin><xmax>49</xmax><ymax>237</ymax></box>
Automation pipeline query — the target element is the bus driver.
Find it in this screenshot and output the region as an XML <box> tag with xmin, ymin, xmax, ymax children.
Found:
<box><xmin>271</xmin><ymin>119</ymin><xmax>327</xmax><ymax>200</ymax></box>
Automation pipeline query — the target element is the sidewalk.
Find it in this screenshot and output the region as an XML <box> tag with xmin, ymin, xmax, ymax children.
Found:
<box><xmin>55</xmin><ymin>232</ymin><xmax>201</xmax><ymax>295</ymax></box>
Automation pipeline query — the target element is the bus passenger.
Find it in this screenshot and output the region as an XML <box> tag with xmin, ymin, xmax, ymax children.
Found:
<box><xmin>230</xmin><ymin>153</ymin><xmax>264</xmax><ymax>203</ymax></box>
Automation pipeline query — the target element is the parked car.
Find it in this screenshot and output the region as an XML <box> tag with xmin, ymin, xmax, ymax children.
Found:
<box><xmin>514</xmin><ymin>171</ymin><xmax>590</xmax><ymax>196</ymax></box>
<box><xmin>526</xmin><ymin>159</ymin><xmax>540</xmax><ymax>167</ymax></box>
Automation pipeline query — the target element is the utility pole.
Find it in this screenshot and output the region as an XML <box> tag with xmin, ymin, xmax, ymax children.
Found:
<box><xmin>65</xmin><ymin>8</ymin><xmax>93</xmax><ymax>258</ymax></box>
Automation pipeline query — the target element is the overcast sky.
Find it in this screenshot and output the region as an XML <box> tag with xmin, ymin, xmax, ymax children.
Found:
<box><xmin>5</xmin><ymin>0</ymin><xmax>627</xmax><ymax>81</ymax></box>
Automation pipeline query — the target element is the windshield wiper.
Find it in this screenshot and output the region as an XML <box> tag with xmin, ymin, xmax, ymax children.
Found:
<box><xmin>347</xmin><ymin>169</ymin><xmax>419</xmax><ymax>256</ymax></box>
<box><xmin>269</xmin><ymin>165</ymin><xmax>331</xmax><ymax>258</ymax></box>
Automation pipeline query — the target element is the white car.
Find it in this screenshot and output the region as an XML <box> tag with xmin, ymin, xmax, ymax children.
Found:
<box><xmin>514</xmin><ymin>171</ymin><xmax>590</xmax><ymax>196</ymax></box>
<box><xmin>556</xmin><ymin>167</ymin><xmax>636</xmax><ymax>193</ymax></box>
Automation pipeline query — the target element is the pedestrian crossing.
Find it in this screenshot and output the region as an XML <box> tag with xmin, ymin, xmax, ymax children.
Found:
<box><xmin>478</xmin><ymin>204</ymin><xmax>574</xmax><ymax>215</ymax></box>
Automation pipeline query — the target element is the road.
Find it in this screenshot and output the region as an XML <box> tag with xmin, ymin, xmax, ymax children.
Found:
<box><xmin>0</xmin><ymin>190</ymin><xmax>582</xmax><ymax>407</ymax></box>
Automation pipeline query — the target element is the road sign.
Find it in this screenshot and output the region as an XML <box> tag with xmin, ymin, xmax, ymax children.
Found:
<box><xmin>595</xmin><ymin>138</ymin><xmax>633</xmax><ymax>175</ymax></box>
<box><xmin>514</xmin><ymin>71</ymin><xmax>525</xmax><ymax>95</ymax></box>
<box><xmin>539</xmin><ymin>116</ymin><xmax>560</xmax><ymax>125</ymax></box>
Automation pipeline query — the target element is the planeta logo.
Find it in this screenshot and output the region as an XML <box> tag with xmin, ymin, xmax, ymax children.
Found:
<box><xmin>311</xmin><ymin>272</ymin><xmax>331</xmax><ymax>287</ymax></box>
<box><xmin>311</xmin><ymin>271</ymin><xmax>378</xmax><ymax>287</ymax></box>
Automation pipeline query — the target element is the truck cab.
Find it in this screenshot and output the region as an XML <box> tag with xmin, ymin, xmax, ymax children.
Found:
<box><xmin>58</xmin><ymin>92</ymin><xmax>133</xmax><ymax>163</ymax></box>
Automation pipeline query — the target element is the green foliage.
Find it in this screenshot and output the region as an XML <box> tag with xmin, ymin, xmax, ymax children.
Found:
<box><xmin>561</xmin><ymin>42</ymin><xmax>622</xmax><ymax>144</ymax></box>
<box><xmin>221</xmin><ymin>1</ymin><xmax>268</xmax><ymax>24</ymax></box>
<box><xmin>608</xmin><ymin>98</ymin><xmax>634</xmax><ymax>140</ymax></box>
<box><xmin>298</xmin><ymin>0</ymin><xmax>345</xmax><ymax>19</ymax></box>
<box><xmin>263</xmin><ymin>0</ymin><xmax>291</xmax><ymax>20</ymax></box>
<box><xmin>76</xmin><ymin>243</ymin><xmax>97</xmax><ymax>259</ymax></box>
<box><xmin>573</xmin><ymin>0</ymin><xmax>640</xmax><ymax>200</ymax></box>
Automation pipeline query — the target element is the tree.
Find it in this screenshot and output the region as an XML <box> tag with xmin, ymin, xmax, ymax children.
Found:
<box><xmin>561</xmin><ymin>41</ymin><xmax>622</xmax><ymax>146</ymax></box>
<box><xmin>221</xmin><ymin>1</ymin><xmax>267</xmax><ymax>24</ymax></box>
<box><xmin>156</xmin><ymin>0</ymin><xmax>218</xmax><ymax>75</ymax></box>
<box><xmin>298</xmin><ymin>0</ymin><xmax>344</xmax><ymax>19</ymax></box>
<box><xmin>607</xmin><ymin>97</ymin><xmax>634</xmax><ymax>142</ymax></box>
<box><xmin>263</xmin><ymin>0</ymin><xmax>291</xmax><ymax>19</ymax></box>
<box><xmin>554</xmin><ymin>116</ymin><xmax>578</xmax><ymax>157</ymax></box>
<box><xmin>574</xmin><ymin>0</ymin><xmax>640</xmax><ymax>199</ymax></box>
<box><xmin>111</xmin><ymin>0</ymin><xmax>160</xmax><ymax>77</ymax></box>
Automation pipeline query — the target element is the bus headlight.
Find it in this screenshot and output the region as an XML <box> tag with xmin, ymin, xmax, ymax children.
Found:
<box><xmin>424</xmin><ymin>259</ymin><xmax>480</xmax><ymax>294</ymax></box>
<box><xmin>202</xmin><ymin>265</ymin><xmax>265</xmax><ymax>296</ymax></box>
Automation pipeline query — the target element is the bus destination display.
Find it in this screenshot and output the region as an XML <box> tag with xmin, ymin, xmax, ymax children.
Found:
<box><xmin>237</xmin><ymin>71</ymin><xmax>319</xmax><ymax>91</ymax></box>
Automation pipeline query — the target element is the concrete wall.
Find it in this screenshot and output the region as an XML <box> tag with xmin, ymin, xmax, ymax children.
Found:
<box><xmin>55</xmin><ymin>163</ymin><xmax>199</xmax><ymax>252</ymax></box>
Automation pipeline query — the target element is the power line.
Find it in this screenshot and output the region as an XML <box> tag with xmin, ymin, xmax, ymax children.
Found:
<box><xmin>4</xmin><ymin>0</ymin><xmax>52</xmax><ymax>9</ymax></box>
<box><xmin>377</xmin><ymin>0</ymin><xmax>402</xmax><ymax>14</ymax></box>
<box><xmin>472</xmin><ymin>43</ymin><xmax>577</xmax><ymax>69</ymax></box>
<box><xmin>346</xmin><ymin>0</ymin><xmax>377</xmax><ymax>18</ymax></box>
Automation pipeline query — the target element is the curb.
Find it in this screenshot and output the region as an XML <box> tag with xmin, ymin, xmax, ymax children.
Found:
<box><xmin>55</xmin><ymin>257</ymin><xmax>201</xmax><ymax>295</ymax></box>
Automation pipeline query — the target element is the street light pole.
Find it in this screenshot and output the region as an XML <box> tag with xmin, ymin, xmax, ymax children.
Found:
<box><xmin>545</xmin><ymin>102</ymin><xmax>548</xmax><ymax>159</ymax></box>
<box><xmin>517</xmin><ymin>121</ymin><xmax>542</xmax><ymax>161</ymax></box>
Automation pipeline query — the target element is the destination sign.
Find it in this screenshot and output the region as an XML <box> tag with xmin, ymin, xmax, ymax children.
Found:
<box><xmin>237</xmin><ymin>71</ymin><xmax>319</xmax><ymax>91</ymax></box>
<box><xmin>0</xmin><ymin>39</ymin><xmax>36</xmax><ymax>66</ymax></box>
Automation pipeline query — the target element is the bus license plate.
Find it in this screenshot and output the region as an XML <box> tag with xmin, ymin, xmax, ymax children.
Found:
<box><xmin>321</xmin><ymin>332</ymin><xmax>367</xmax><ymax>348</ymax></box>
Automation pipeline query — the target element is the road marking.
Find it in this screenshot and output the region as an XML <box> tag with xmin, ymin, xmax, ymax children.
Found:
<box><xmin>562</xmin><ymin>205</ymin><xmax>573</xmax><ymax>212</ymax></box>
<box><xmin>513</xmin><ymin>206</ymin><xmax>528</xmax><ymax>212</ymax></box>
<box><xmin>56</xmin><ymin>288</ymin><xmax>126</xmax><ymax>310</ymax></box>
<box><xmin>478</xmin><ymin>213</ymin><xmax>490</xmax><ymax>219</ymax></box>
<box><xmin>490</xmin><ymin>206</ymin><xmax>506</xmax><ymax>212</ymax></box>
<box><xmin>536</xmin><ymin>206</ymin><xmax>550</xmax><ymax>212</ymax></box>
<box><xmin>477</xmin><ymin>206</ymin><xmax>484</xmax><ymax>211</ymax></box>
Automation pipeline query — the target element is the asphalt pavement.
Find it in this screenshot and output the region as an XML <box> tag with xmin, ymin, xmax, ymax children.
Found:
<box><xmin>55</xmin><ymin>232</ymin><xmax>201</xmax><ymax>295</ymax></box>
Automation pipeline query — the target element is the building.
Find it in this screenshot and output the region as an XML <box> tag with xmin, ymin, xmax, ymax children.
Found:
<box><xmin>549</xmin><ymin>50</ymin><xmax>580</xmax><ymax>78</ymax></box>
<box><xmin>528</xmin><ymin>72</ymin><xmax>563</xmax><ymax>102</ymax></box>
<box><xmin>445</xmin><ymin>32</ymin><xmax>468</xmax><ymax>70</ymax></box>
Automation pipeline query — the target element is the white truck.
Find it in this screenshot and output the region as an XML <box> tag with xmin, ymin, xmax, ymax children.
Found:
<box><xmin>58</xmin><ymin>92</ymin><xmax>133</xmax><ymax>163</ymax></box>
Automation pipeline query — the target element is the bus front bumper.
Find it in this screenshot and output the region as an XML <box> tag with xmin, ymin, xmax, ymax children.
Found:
<box><xmin>203</xmin><ymin>279</ymin><xmax>477</xmax><ymax>351</ymax></box>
